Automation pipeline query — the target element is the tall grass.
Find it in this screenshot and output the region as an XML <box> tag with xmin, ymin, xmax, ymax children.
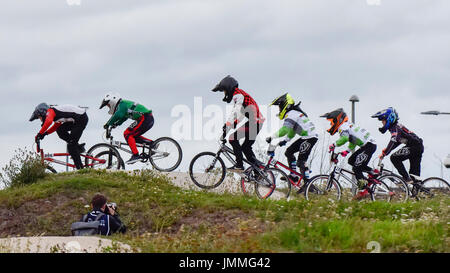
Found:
<box><xmin>0</xmin><ymin>148</ymin><xmax>48</xmax><ymax>188</ymax></box>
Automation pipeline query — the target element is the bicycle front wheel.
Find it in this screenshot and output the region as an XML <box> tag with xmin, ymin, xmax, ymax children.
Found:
<box><xmin>256</xmin><ymin>167</ymin><xmax>291</xmax><ymax>200</ymax></box>
<box><xmin>418</xmin><ymin>177</ymin><xmax>450</xmax><ymax>199</ymax></box>
<box><xmin>189</xmin><ymin>152</ymin><xmax>225</xmax><ymax>189</ymax></box>
<box><xmin>305</xmin><ymin>174</ymin><xmax>341</xmax><ymax>202</ymax></box>
<box><xmin>370</xmin><ymin>180</ymin><xmax>395</xmax><ymax>202</ymax></box>
<box><xmin>46</xmin><ymin>165</ymin><xmax>57</xmax><ymax>173</ymax></box>
<box><xmin>149</xmin><ymin>137</ymin><xmax>183</xmax><ymax>172</ymax></box>
<box><xmin>85</xmin><ymin>143</ymin><xmax>123</xmax><ymax>170</ymax></box>
<box><xmin>377</xmin><ymin>174</ymin><xmax>409</xmax><ymax>202</ymax></box>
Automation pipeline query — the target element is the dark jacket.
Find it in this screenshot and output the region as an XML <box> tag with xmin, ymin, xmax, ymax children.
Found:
<box><xmin>82</xmin><ymin>209</ymin><xmax>126</xmax><ymax>236</ymax></box>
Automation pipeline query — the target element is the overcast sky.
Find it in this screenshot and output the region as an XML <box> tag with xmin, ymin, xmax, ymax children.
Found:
<box><xmin>1</xmin><ymin>0</ymin><xmax>449</xmax><ymax>179</ymax></box>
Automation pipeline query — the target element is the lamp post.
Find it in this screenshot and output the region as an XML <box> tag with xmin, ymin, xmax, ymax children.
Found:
<box><xmin>349</xmin><ymin>95</ymin><xmax>359</xmax><ymax>123</ymax></box>
<box><xmin>421</xmin><ymin>110</ymin><xmax>450</xmax><ymax>115</ymax></box>
<box><xmin>421</xmin><ymin>110</ymin><xmax>450</xmax><ymax>169</ymax></box>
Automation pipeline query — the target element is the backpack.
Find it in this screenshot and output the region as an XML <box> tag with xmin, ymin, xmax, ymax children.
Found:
<box><xmin>71</xmin><ymin>212</ymin><xmax>105</xmax><ymax>236</ymax></box>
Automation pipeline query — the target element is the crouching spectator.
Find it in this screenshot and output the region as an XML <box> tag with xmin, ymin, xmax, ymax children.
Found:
<box><xmin>80</xmin><ymin>193</ymin><xmax>126</xmax><ymax>236</ymax></box>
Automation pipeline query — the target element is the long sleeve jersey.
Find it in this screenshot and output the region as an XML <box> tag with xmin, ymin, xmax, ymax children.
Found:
<box><xmin>384</xmin><ymin>123</ymin><xmax>422</xmax><ymax>155</ymax></box>
<box><xmin>271</xmin><ymin>110</ymin><xmax>318</xmax><ymax>143</ymax></box>
<box><xmin>106</xmin><ymin>99</ymin><xmax>152</xmax><ymax>127</ymax></box>
<box><xmin>226</xmin><ymin>89</ymin><xmax>265</xmax><ymax>126</ymax></box>
<box><xmin>39</xmin><ymin>105</ymin><xmax>86</xmax><ymax>135</ymax></box>
<box><xmin>335</xmin><ymin>122</ymin><xmax>375</xmax><ymax>152</ymax></box>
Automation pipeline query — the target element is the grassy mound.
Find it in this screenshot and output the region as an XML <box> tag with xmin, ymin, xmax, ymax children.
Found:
<box><xmin>0</xmin><ymin>169</ymin><xmax>448</xmax><ymax>253</ymax></box>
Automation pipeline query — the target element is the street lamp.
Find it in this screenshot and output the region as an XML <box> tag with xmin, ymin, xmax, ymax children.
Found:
<box><xmin>421</xmin><ymin>110</ymin><xmax>450</xmax><ymax>168</ymax></box>
<box><xmin>349</xmin><ymin>95</ymin><xmax>359</xmax><ymax>123</ymax></box>
<box><xmin>421</xmin><ymin>110</ymin><xmax>450</xmax><ymax>115</ymax></box>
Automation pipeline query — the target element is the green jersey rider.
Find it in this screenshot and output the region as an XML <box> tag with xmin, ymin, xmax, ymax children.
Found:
<box><xmin>266</xmin><ymin>93</ymin><xmax>318</xmax><ymax>193</ymax></box>
<box><xmin>100</xmin><ymin>93</ymin><xmax>155</xmax><ymax>164</ymax></box>
<box><xmin>321</xmin><ymin>108</ymin><xmax>377</xmax><ymax>200</ymax></box>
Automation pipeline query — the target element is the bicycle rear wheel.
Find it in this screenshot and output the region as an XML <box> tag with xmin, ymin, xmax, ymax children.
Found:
<box><xmin>189</xmin><ymin>152</ymin><xmax>226</xmax><ymax>189</ymax></box>
<box><xmin>377</xmin><ymin>174</ymin><xmax>409</xmax><ymax>202</ymax></box>
<box><xmin>417</xmin><ymin>177</ymin><xmax>450</xmax><ymax>199</ymax></box>
<box><xmin>149</xmin><ymin>137</ymin><xmax>183</xmax><ymax>172</ymax></box>
<box><xmin>305</xmin><ymin>174</ymin><xmax>341</xmax><ymax>202</ymax></box>
<box><xmin>85</xmin><ymin>144</ymin><xmax>123</xmax><ymax>170</ymax></box>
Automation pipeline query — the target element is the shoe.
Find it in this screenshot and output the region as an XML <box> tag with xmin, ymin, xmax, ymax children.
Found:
<box><xmin>405</xmin><ymin>179</ymin><xmax>414</xmax><ymax>184</ymax></box>
<box><xmin>227</xmin><ymin>165</ymin><xmax>245</xmax><ymax>173</ymax></box>
<box><xmin>296</xmin><ymin>184</ymin><xmax>306</xmax><ymax>194</ymax></box>
<box><xmin>78</xmin><ymin>143</ymin><xmax>86</xmax><ymax>153</ymax></box>
<box><xmin>353</xmin><ymin>189</ymin><xmax>370</xmax><ymax>200</ymax></box>
<box><xmin>126</xmin><ymin>154</ymin><xmax>141</xmax><ymax>165</ymax></box>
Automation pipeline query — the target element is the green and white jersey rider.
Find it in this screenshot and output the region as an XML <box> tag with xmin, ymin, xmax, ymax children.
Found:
<box><xmin>106</xmin><ymin>100</ymin><xmax>152</xmax><ymax>127</ymax></box>
<box><xmin>271</xmin><ymin>110</ymin><xmax>318</xmax><ymax>142</ymax></box>
<box><xmin>335</xmin><ymin>122</ymin><xmax>375</xmax><ymax>152</ymax></box>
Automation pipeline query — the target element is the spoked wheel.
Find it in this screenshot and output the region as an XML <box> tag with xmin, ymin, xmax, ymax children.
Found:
<box><xmin>377</xmin><ymin>174</ymin><xmax>409</xmax><ymax>202</ymax></box>
<box><xmin>255</xmin><ymin>168</ymin><xmax>291</xmax><ymax>200</ymax></box>
<box><xmin>305</xmin><ymin>175</ymin><xmax>341</xmax><ymax>202</ymax></box>
<box><xmin>189</xmin><ymin>152</ymin><xmax>225</xmax><ymax>189</ymax></box>
<box><xmin>149</xmin><ymin>137</ymin><xmax>183</xmax><ymax>172</ymax></box>
<box><xmin>369</xmin><ymin>180</ymin><xmax>395</xmax><ymax>202</ymax></box>
<box><xmin>414</xmin><ymin>177</ymin><xmax>450</xmax><ymax>200</ymax></box>
<box><xmin>85</xmin><ymin>144</ymin><xmax>123</xmax><ymax>170</ymax></box>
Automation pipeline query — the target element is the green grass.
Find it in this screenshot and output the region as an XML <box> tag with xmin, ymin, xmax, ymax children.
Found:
<box><xmin>0</xmin><ymin>169</ymin><xmax>448</xmax><ymax>252</ymax></box>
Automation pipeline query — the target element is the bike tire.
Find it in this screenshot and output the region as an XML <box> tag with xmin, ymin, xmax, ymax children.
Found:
<box><xmin>418</xmin><ymin>177</ymin><xmax>450</xmax><ymax>199</ymax></box>
<box><xmin>85</xmin><ymin>143</ymin><xmax>123</xmax><ymax>170</ymax></box>
<box><xmin>46</xmin><ymin>165</ymin><xmax>57</xmax><ymax>173</ymax></box>
<box><xmin>377</xmin><ymin>174</ymin><xmax>409</xmax><ymax>202</ymax></box>
<box><xmin>255</xmin><ymin>167</ymin><xmax>291</xmax><ymax>200</ymax></box>
<box><xmin>305</xmin><ymin>174</ymin><xmax>342</xmax><ymax>202</ymax></box>
<box><xmin>149</xmin><ymin>137</ymin><xmax>183</xmax><ymax>172</ymax></box>
<box><xmin>189</xmin><ymin>152</ymin><xmax>226</xmax><ymax>189</ymax></box>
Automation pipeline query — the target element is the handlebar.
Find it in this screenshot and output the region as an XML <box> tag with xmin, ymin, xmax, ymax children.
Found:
<box><xmin>36</xmin><ymin>139</ymin><xmax>41</xmax><ymax>153</ymax></box>
<box><xmin>106</xmin><ymin>127</ymin><xmax>112</xmax><ymax>139</ymax></box>
<box><xmin>105</xmin><ymin>126</ymin><xmax>116</xmax><ymax>140</ymax></box>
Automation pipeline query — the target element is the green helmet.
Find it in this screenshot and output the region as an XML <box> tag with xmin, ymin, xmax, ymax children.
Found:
<box><xmin>270</xmin><ymin>93</ymin><xmax>295</xmax><ymax>120</ymax></box>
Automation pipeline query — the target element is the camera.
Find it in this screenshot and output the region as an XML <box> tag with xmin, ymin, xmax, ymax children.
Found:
<box><xmin>106</xmin><ymin>202</ymin><xmax>117</xmax><ymax>212</ymax></box>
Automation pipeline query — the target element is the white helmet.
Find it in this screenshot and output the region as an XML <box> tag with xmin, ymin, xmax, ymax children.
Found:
<box><xmin>99</xmin><ymin>93</ymin><xmax>121</xmax><ymax>115</ymax></box>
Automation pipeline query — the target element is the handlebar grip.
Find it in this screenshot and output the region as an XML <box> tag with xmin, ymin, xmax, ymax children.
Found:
<box><xmin>36</xmin><ymin>139</ymin><xmax>40</xmax><ymax>151</ymax></box>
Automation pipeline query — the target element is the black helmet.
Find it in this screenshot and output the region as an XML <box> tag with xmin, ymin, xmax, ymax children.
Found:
<box><xmin>29</xmin><ymin>103</ymin><xmax>50</xmax><ymax>122</ymax></box>
<box><xmin>270</xmin><ymin>93</ymin><xmax>295</xmax><ymax>120</ymax></box>
<box><xmin>320</xmin><ymin>108</ymin><xmax>348</xmax><ymax>136</ymax></box>
<box><xmin>211</xmin><ymin>75</ymin><xmax>239</xmax><ymax>103</ymax></box>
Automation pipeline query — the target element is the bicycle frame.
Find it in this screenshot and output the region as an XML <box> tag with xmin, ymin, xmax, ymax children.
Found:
<box><xmin>105</xmin><ymin>128</ymin><xmax>168</xmax><ymax>161</ymax></box>
<box><xmin>215</xmin><ymin>141</ymin><xmax>255</xmax><ymax>169</ymax></box>
<box><xmin>266</xmin><ymin>144</ymin><xmax>309</xmax><ymax>188</ymax></box>
<box><xmin>328</xmin><ymin>150</ymin><xmax>386</xmax><ymax>192</ymax></box>
<box><xmin>266</xmin><ymin>156</ymin><xmax>305</xmax><ymax>188</ymax></box>
<box><xmin>36</xmin><ymin>140</ymin><xmax>106</xmax><ymax>169</ymax></box>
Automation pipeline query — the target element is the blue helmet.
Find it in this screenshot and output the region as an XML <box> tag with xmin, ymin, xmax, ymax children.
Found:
<box><xmin>371</xmin><ymin>107</ymin><xmax>399</xmax><ymax>134</ymax></box>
